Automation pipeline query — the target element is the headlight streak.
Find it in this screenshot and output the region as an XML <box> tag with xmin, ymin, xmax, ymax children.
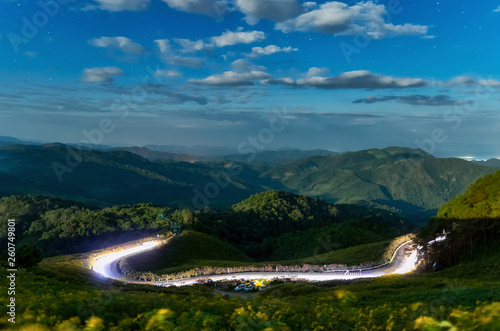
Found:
<box><xmin>91</xmin><ymin>235</ymin><xmax>446</xmax><ymax>286</ymax></box>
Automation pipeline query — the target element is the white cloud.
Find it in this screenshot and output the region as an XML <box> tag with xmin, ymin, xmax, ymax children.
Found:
<box><xmin>276</xmin><ymin>1</ymin><xmax>429</xmax><ymax>39</ymax></box>
<box><xmin>88</xmin><ymin>36</ymin><xmax>145</xmax><ymax>55</ymax></box>
<box><xmin>161</xmin><ymin>0</ymin><xmax>229</xmax><ymax>18</ymax></box>
<box><xmin>155</xmin><ymin>39</ymin><xmax>172</xmax><ymax>54</ymax></box>
<box><xmin>235</xmin><ymin>0</ymin><xmax>304</xmax><ymax>25</ymax></box>
<box><xmin>247</xmin><ymin>45</ymin><xmax>298</xmax><ymax>58</ymax></box>
<box><xmin>231</xmin><ymin>59</ymin><xmax>268</xmax><ymax>73</ymax></box>
<box><xmin>91</xmin><ymin>0</ymin><xmax>150</xmax><ymax>11</ymax></box>
<box><xmin>211</xmin><ymin>28</ymin><xmax>266</xmax><ymax>47</ymax></box>
<box><xmin>189</xmin><ymin>71</ymin><xmax>270</xmax><ymax>86</ymax></box>
<box><xmin>174</xmin><ymin>38</ymin><xmax>214</xmax><ymax>53</ymax></box>
<box><xmin>165</xmin><ymin>56</ymin><xmax>204</xmax><ymax>69</ymax></box>
<box><xmin>82</xmin><ymin>67</ymin><xmax>124</xmax><ymax>83</ymax></box>
<box><xmin>352</xmin><ymin>95</ymin><xmax>474</xmax><ymax>107</ymax></box>
<box><xmin>494</xmin><ymin>6</ymin><xmax>500</xmax><ymax>12</ymax></box>
<box><xmin>266</xmin><ymin>70</ymin><xmax>429</xmax><ymax>89</ymax></box>
<box><xmin>155</xmin><ymin>39</ymin><xmax>205</xmax><ymax>68</ymax></box>
<box><xmin>478</xmin><ymin>79</ymin><xmax>500</xmax><ymax>87</ymax></box>
<box><xmin>447</xmin><ymin>76</ymin><xmax>477</xmax><ymax>87</ymax></box>
<box><xmin>261</xmin><ymin>77</ymin><xmax>299</xmax><ymax>87</ymax></box>
<box><xmin>155</xmin><ymin>70</ymin><xmax>182</xmax><ymax>78</ymax></box>
<box><xmin>306</xmin><ymin>67</ymin><xmax>330</xmax><ymax>78</ymax></box>
<box><xmin>447</xmin><ymin>76</ymin><xmax>500</xmax><ymax>88</ymax></box>
<box><xmin>303</xmin><ymin>2</ymin><xmax>318</xmax><ymax>11</ymax></box>
<box><xmin>298</xmin><ymin>70</ymin><xmax>428</xmax><ymax>89</ymax></box>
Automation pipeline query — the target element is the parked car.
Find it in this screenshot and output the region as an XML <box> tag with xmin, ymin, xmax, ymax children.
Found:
<box><xmin>244</xmin><ymin>283</ymin><xmax>255</xmax><ymax>292</ymax></box>
<box><xmin>234</xmin><ymin>284</ymin><xmax>246</xmax><ymax>291</ymax></box>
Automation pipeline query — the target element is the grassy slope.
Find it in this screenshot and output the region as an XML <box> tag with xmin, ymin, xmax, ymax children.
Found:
<box><xmin>128</xmin><ymin>235</ymin><xmax>393</xmax><ymax>276</ymax></box>
<box><xmin>437</xmin><ymin>169</ymin><xmax>500</xmax><ymax>219</ymax></box>
<box><xmin>125</xmin><ymin>231</ymin><xmax>250</xmax><ymax>272</ymax></box>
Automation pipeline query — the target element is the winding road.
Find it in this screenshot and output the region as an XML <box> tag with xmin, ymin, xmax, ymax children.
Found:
<box><xmin>92</xmin><ymin>239</ymin><xmax>419</xmax><ymax>287</ymax></box>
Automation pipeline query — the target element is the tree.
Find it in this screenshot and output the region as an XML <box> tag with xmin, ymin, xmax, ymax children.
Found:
<box><xmin>17</xmin><ymin>244</ymin><xmax>43</xmax><ymax>269</ymax></box>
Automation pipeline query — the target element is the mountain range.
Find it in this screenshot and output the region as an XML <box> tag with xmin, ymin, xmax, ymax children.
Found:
<box><xmin>0</xmin><ymin>143</ymin><xmax>497</xmax><ymax>222</ymax></box>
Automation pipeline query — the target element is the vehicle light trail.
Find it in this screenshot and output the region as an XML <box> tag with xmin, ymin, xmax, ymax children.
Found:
<box><xmin>90</xmin><ymin>239</ymin><xmax>424</xmax><ymax>286</ymax></box>
<box><xmin>93</xmin><ymin>241</ymin><xmax>162</xmax><ymax>277</ymax></box>
<box><xmin>394</xmin><ymin>249</ymin><xmax>418</xmax><ymax>274</ymax></box>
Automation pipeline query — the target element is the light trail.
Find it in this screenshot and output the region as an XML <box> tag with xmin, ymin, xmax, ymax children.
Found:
<box><xmin>93</xmin><ymin>241</ymin><xmax>161</xmax><ymax>277</ymax></box>
<box><xmin>394</xmin><ymin>249</ymin><xmax>418</xmax><ymax>274</ymax></box>
<box><xmin>90</xmin><ymin>239</ymin><xmax>422</xmax><ymax>286</ymax></box>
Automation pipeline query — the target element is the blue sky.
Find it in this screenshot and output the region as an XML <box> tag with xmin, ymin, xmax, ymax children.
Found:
<box><xmin>0</xmin><ymin>0</ymin><xmax>499</xmax><ymax>158</ymax></box>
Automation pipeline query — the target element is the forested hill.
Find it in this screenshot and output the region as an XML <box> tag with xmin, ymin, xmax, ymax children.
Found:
<box><xmin>0</xmin><ymin>143</ymin><xmax>263</xmax><ymax>208</ymax></box>
<box><xmin>256</xmin><ymin>147</ymin><xmax>497</xmax><ymax>221</ymax></box>
<box><xmin>418</xmin><ymin>171</ymin><xmax>500</xmax><ymax>270</ymax></box>
<box><xmin>0</xmin><ymin>144</ymin><xmax>497</xmax><ymax>220</ymax></box>
<box><xmin>437</xmin><ymin>169</ymin><xmax>500</xmax><ymax>219</ymax></box>
<box><xmin>232</xmin><ymin>190</ymin><xmax>340</xmax><ymax>220</ymax></box>
<box><xmin>0</xmin><ymin>191</ymin><xmax>411</xmax><ymax>259</ymax></box>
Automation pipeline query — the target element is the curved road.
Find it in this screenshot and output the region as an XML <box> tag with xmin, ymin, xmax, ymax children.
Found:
<box><xmin>92</xmin><ymin>240</ymin><xmax>418</xmax><ymax>287</ymax></box>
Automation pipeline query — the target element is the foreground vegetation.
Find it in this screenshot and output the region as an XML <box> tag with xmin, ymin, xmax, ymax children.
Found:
<box><xmin>1</xmin><ymin>241</ymin><xmax>499</xmax><ymax>330</ymax></box>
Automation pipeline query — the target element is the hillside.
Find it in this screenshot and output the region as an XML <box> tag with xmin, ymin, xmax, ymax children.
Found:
<box><xmin>256</xmin><ymin>147</ymin><xmax>497</xmax><ymax>222</ymax></box>
<box><xmin>125</xmin><ymin>230</ymin><xmax>250</xmax><ymax>274</ymax></box>
<box><xmin>474</xmin><ymin>158</ymin><xmax>500</xmax><ymax>168</ymax></box>
<box><xmin>0</xmin><ymin>144</ymin><xmax>263</xmax><ymax>208</ymax></box>
<box><xmin>114</xmin><ymin>146</ymin><xmax>209</xmax><ymax>162</ymax></box>
<box><xmin>0</xmin><ymin>191</ymin><xmax>411</xmax><ymax>262</ymax></box>
<box><xmin>214</xmin><ymin>148</ymin><xmax>338</xmax><ymax>164</ymax></box>
<box><xmin>417</xmin><ymin>170</ymin><xmax>500</xmax><ymax>270</ymax></box>
<box><xmin>194</xmin><ymin>191</ymin><xmax>413</xmax><ymax>260</ymax></box>
<box><xmin>232</xmin><ymin>190</ymin><xmax>340</xmax><ymax>221</ymax></box>
<box><xmin>0</xmin><ymin>144</ymin><xmax>496</xmax><ymax>220</ymax></box>
<box><xmin>437</xmin><ymin>169</ymin><xmax>500</xmax><ymax>219</ymax></box>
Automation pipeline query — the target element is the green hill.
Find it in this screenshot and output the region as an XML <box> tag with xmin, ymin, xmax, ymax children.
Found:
<box><xmin>437</xmin><ymin>169</ymin><xmax>500</xmax><ymax>219</ymax></box>
<box><xmin>195</xmin><ymin>191</ymin><xmax>413</xmax><ymax>260</ymax></box>
<box><xmin>1</xmin><ymin>144</ymin><xmax>496</xmax><ymax>221</ymax></box>
<box><xmin>257</xmin><ymin>147</ymin><xmax>497</xmax><ymax>222</ymax></box>
<box><xmin>418</xmin><ymin>171</ymin><xmax>500</xmax><ymax>269</ymax></box>
<box><xmin>0</xmin><ymin>144</ymin><xmax>263</xmax><ymax>208</ymax></box>
<box><xmin>124</xmin><ymin>230</ymin><xmax>249</xmax><ymax>274</ymax></box>
<box><xmin>214</xmin><ymin>148</ymin><xmax>338</xmax><ymax>164</ymax></box>
<box><xmin>232</xmin><ymin>190</ymin><xmax>340</xmax><ymax>222</ymax></box>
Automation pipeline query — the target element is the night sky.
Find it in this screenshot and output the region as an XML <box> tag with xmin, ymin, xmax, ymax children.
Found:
<box><xmin>1</xmin><ymin>0</ymin><xmax>499</xmax><ymax>158</ymax></box>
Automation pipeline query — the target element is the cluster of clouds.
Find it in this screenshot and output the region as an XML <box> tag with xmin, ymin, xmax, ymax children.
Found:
<box><xmin>77</xmin><ymin>1</ymin><xmax>499</xmax><ymax>108</ymax></box>
<box><xmin>88</xmin><ymin>36</ymin><xmax>145</xmax><ymax>55</ymax></box>
<box><xmin>85</xmin><ymin>0</ymin><xmax>430</xmax><ymax>39</ymax></box>
<box><xmin>81</xmin><ymin>67</ymin><xmax>124</xmax><ymax>83</ymax></box>
<box><xmin>190</xmin><ymin>67</ymin><xmax>500</xmax><ymax>91</ymax></box>
<box><xmin>352</xmin><ymin>95</ymin><xmax>474</xmax><ymax>107</ymax></box>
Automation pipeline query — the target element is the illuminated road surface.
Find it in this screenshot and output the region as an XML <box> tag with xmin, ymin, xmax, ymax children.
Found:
<box><xmin>93</xmin><ymin>241</ymin><xmax>163</xmax><ymax>278</ymax></box>
<box><xmin>91</xmin><ymin>239</ymin><xmax>419</xmax><ymax>287</ymax></box>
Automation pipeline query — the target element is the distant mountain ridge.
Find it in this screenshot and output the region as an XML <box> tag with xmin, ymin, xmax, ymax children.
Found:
<box><xmin>0</xmin><ymin>143</ymin><xmax>264</xmax><ymax>208</ymax></box>
<box><xmin>473</xmin><ymin>158</ymin><xmax>500</xmax><ymax>168</ymax></box>
<box><xmin>213</xmin><ymin>149</ymin><xmax>338</xmax><ymax>164</ymax></box>
<box><xmin>117</xmin><ymin>146</ymin><xmax>337</xmax><ymax>164</ymax></box>
<box><xmin>0</xmin><ymin>144</ymin><xmax>497</xmax><ymax>221</ymax></box>
<box><xmin>0</xmin><ymin>136</ymin><xmax>42</xmax><ymax>147</ymax></box>
<box><xmin>113</xmin><ymin>146</ymin><xmax>209</xmax><ymax>163</ymax></box>
<box><xmin>251</xmin><ymin>147</ymin><xmax>497</xmax><ymax>222</ymax></box>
